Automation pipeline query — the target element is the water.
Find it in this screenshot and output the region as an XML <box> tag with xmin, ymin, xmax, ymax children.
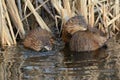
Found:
<box><xmin>0</xmin><ymin>42</ymin><xmax>120</xmax><ymax>80</ymax></box>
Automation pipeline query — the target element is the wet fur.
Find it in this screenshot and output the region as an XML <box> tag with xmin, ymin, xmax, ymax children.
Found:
<box><xmin>70</xmin><ymin>30</ymin><xmax>107</xmax><ymax>52</ymax></box>
<box><xmin>23</xmin><ymin>27</ymin><xmax>54</xmax><ymax>51</ymax></box>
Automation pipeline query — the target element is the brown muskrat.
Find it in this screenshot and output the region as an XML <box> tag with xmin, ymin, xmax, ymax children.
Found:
<box><xmin>23</xmin><ymin>27</ymin><xmax>54</xmax><ymax>51</ymax></box>
<box><xmin>62</xmin><ymin>15</ymin><xmax>107</xmax><ymax>52</ymax></box>
<box><xmin>62</xmin><ymin>15</ymin><xmax>88</xmax><ymax>43</ymax></box>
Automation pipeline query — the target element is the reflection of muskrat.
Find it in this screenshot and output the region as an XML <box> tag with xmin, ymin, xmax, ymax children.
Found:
<box><xmin>62</xmin><ymin>15</ymin><xmax>107</xmax><ymax>52</ymax></box>
<box><xmin>23</xmin><ymin>27</ymin><xmax>54</xmax><ymax>51</ymax></box>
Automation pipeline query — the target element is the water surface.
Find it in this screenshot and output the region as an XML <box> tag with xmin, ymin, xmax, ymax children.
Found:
<box><xmin>0</xmin><ymin>43</ymin><xmax>120</xmax><ymax>80</ymax></box>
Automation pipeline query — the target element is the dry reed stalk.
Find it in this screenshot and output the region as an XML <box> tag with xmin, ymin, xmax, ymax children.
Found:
<box><xmin>22</xmin><ymin>0</ymin><xmax>49</xmax><ymax>21</ymax></box>
<box><xmin>102</xmin><ymin>3</ymin><xmax>108</xmax><ymax>32</ymax></box>
<box><xmin>2</xmin><ymin>0</ymin><xmax>16</xmax><ymax>45</ymax></box>
<box><xmin>6</xmin><ymin>0</ymin><xmax>25</xmax><ymax>39</ymax></box>
<box><xmin>0</xmin><ymin>0</ymin><xmax>3</xmax><ymax>45</ymax></box>
<box><xmin>94</xmin><ymin>2</ymin><xmax>103</xmax><ymax>26</ymax></box>
<box><xmin>38</xmin><ymin>0</ymin><xmax>55</xmax><ymax>19</ymax></box>
<box><xmin>62</xmin><ymin>0</ymin><xmax>75</xmax><ymax>22</ymax></box>
<box><xmin>51</xmin><ymin>0</ymin><xmax>64</xmax><ymax>25</ymax></box>
<box><xmin>81</xmin><ymin>0</ymin><xmax>87</xmax><ymax>22</ymax></box>
<box><xmin>25</xmin><ymin>0</ymin><xmax>51</xmax><ymax>32</ymax></box>
<box><xmin>93</xmin><ymin>0</ymin><xmax>119</xmax><ymax>33</ymax></box>
<box><xmin>51</xmin><ymin>0</ymin><xmax>67</xmax><ymax>23</ymax></box>
<box><xmin>51</xmin><ymin>0</ymin><xmax>74</xmax><ymax>23</ymax></box>
<box><xmin>2</xmin><ymin>19</ymin><xmax>13</xmax><ymax>46</ymax></box>
<box><xmin>114</xmin><ymin>0</ymin><xmax>119</xmax><ymax>15</ymax></box>
<box><xmin>51</xmin><ymin>0</ymin><xmax>62</xmax><ymax>15</ymax></box>
<box><xmin>102</xmin><ymin>0</ymin><xmax>120</xmax><ymax>32</ymax></box>
<box><xmin>75</xmin><ymin>0</ymin><xmax>81</xmax><ymax>14</ymax></box>
<box><xmin>76</xmin><ymin>0</ymin><xmax>88</xmax><ymax>22</ymax></box>
<box><xmin>107</xmin><ymin>14</ymin><xmax>120</xmax><ymax>26</ymax></box>
<box><xmin>88</xmin><ymin>0</ymin><xmax>94</xmax><ymax>27</ymax></box>
<box><xmin>114</xmin><ymin>0</ymin><xmax>119</xmax><ymax>22</ymax></box>
<box><xmin>16</xmin><ymin>0</ymin><xmax>23</xmax><ymax>19</ymax></box>
<box><xmin>98</xmin><ymin>23</ymin><xmax>104</xmax><ymax>31</ymax></box>
<box><xmin>0</xmin><ymin>0</ymin><xmax>16</xmax><ymax>46</ymax></box>
<box><xmin>63</xmin><ymin>0</ymin><xmax>72</xmax><ymax>18</ymax></box>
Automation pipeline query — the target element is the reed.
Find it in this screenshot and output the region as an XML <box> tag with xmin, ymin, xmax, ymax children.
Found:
<box><xmin>24</xmin><ymin>0</ymin><xmax>51</xmax><ymax>32</ymax></box>
<box><xmin>0</xmin><ymin>0</ymin><xmax>120</xmax><ymax>46</ymax></box>
<box><xmin>51</xmin><ymin>0</ymin><xmax>74</xmax><ymax>23</ymax></box>
<box><xmin>75</xmin><ymin>0</ymin><xmax>88</xmax><ymax>22</ymax></box>
<box><xmin>6</xmin><ymin>0</ymin><xmax>25</xmax><ymax>39</ymax></box>
<box><xmin>1</xmin><ymin>0</ymin><xmax>16</xmax><ymax>46</ymax></box>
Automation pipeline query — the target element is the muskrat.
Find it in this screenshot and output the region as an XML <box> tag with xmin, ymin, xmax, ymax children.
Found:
<box><xmin>62</xmin><ymin>15</ymin><xmax>88</xmax><ymax>43</ymax></box>
<box><xmin>62</xmin><ymin>15</ymin><xmax>107</xmax><ymax>52</ymax></box>
<box><xmin>23</xmin><ymin>27</ymin><xmax>54</xmax><ymax>51</ymax></box>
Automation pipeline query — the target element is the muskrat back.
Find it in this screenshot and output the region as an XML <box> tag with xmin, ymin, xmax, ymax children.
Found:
<box><xmin>70</xmin><ymin>30</ymin><xmax>107</xmax><ymax>52</ymax></box>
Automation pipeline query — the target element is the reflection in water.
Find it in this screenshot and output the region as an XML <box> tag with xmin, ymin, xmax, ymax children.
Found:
<box><xmin>62</xmin><ymin>46</ymin><xmax>120</xmax><ymax>80</ymax></box>
<box><xmin>0</xmin><ymin>45</ymin><xmax>120</xmax><ymax>80</ymax></box>
<box><xmin>0</xmin><ymin>47</ymin><xmax>24</xmax><ymax>80</ymax></box>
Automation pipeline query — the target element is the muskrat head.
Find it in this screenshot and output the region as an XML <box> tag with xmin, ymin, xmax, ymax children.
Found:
<box><xmin>63</xmin><ymin>24</ymin><xmax>87</xmax><ymax>34</ymax></box>
<box><xmin>62</xmin><ymin>15</ymin><xmax>88</xmax><ymax>43</ymax></box>
<box><xmin>63</xmin><ymin>15</ymin><xmax>88</xmax><ymax>35</ymax></box>
<box><xmin>42</xmin><ymin>38</ymin><xmax>55</xmax><ymax>51</ymax></box>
